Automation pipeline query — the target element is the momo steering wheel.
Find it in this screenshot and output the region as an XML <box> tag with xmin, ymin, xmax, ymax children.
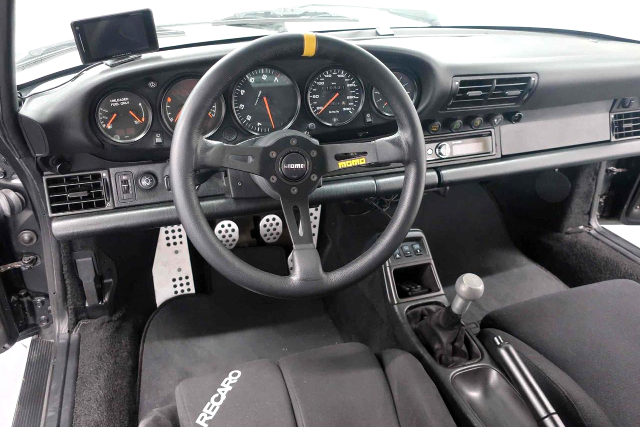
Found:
<box><xmin>170</xmin><ymin>33</ymin><xmax>425</xmax><ymax>298</ymax></box>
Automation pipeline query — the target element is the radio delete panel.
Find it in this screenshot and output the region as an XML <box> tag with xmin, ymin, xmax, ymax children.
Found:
<box><xmin>425</xmin><ymin>130</ymin><xmax>497</xmax><ymax>164</ymax></box>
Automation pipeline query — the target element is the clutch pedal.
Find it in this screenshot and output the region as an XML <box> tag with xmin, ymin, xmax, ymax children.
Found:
<box><xmin>152</xmin><ymin>225</ymin><xmax>195</xmax><ymax>306</ymax></box>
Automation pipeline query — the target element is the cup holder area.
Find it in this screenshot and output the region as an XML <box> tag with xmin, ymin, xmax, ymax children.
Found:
<box><xmin>392</xmin><ymin>263</ymin><xmax>441</xmax><ymax>299</ymax></box>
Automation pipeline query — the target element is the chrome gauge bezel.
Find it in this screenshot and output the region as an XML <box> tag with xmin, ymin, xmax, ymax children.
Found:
<box><xmin>160</xmin><ymin>76</ymin><xmax>226</xmax><ymax>138</ymax></box>
<box><xmin>95</xmin><ymin>89</ymin><xmax>153</xmax><ymax>144</ymax></box>
<box><xmin>231</xmin><ymin>67</ymin><xmax>301</xmax><ymax>136</ymax></box>
<box><xmin>306</xmin><ymin>67</ymin><xmax>365</xmax><ymax>127</ymax></box>
<box><xmin>371</xmin><ymin>70</ymin><xmax>419</xmax><ymax>117</ymax></box>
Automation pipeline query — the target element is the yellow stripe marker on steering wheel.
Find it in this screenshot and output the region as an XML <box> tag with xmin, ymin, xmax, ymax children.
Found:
<box><xmin>302</xmin><ymin>33</ymin><xmax>317</xmax><ymax>57</ymax></box>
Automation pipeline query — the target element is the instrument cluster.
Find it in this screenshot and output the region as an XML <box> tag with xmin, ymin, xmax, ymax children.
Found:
<box><xmin>93</xmin><ymin>65</ymin><xmax>419</xmax><ymax>145</ymax></box>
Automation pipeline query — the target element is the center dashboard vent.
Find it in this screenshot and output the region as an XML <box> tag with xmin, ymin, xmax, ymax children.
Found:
<box><xmin>611</xmin><ymin>111</ymin><xmax>640</xmax><ymax>140</ymax></box>
<box><xmin>444</xmin><ymin>74</ymin><xmax>537</xmax><ymax>111</ymax></box>
<box><xmin>44</xmin><ymin>171</ymin><xmax>111</xmax><ymax>216</ymax></box>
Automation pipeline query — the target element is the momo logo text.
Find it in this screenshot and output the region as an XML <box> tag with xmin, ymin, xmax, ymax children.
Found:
<box><xmin>283</xmin><ymin>163</ymin><xmax>305</xmax><ymax>169</ymax></box>
<box><xmin>195</xmin><ymin>370</ymin><xmax>242</xmax><ymax>427</ymax></box>
<box><xmin>337</xmin><ymin>157</ymin><xmax>367</xmax><ymax>169</ymax></box>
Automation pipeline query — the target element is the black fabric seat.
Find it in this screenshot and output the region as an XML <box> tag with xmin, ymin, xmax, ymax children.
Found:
<box><xmin>479</xmin><ymin>279</ymin><xmax>640</xmax><ymax>427</ymax></box>
<box><xmin>172</xmin><ymin>342</ymin><xmax>456</xmax><ymax>427</ymax></box>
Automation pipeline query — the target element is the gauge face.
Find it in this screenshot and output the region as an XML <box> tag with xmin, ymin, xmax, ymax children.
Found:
<box><xmin>232</xmin><ymin>68</ymin><xmax>300</xmax><ymax>135</ymax></box>
<box><xmin>162</xmin><ymin>78</ymin><xmax>225</xmax><ymax>137</ymax></box>
<box><xmin>372</xmin><ymin>71</ymin><xmax>418</xmax><ymax>117</ymax></box>
<box><xmin>96</xmin><ymin>91</ymin><xmax>152</xmax><ymax>143</ymax></box>
<box><xmin>307</xmin><ymin>68</ymin><xmax>364</xmax><ymax>126</ymax></box>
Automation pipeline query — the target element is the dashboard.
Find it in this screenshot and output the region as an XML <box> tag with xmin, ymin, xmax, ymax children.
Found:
<box><xmin>14</xmin><ymin>27</ymin><xmax>640</xmax><ymax>239</ymax></box>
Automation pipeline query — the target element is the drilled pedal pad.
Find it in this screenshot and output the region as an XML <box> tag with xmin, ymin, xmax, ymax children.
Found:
<box><xmin>214</xmin><ymin>220</ymin><xmax>239</xmax><ymax>249</ymax></box>
<box><xmin>152</xmin><ymin>225</ymin><xmax>195</xmax><ymax>306</ymax></box>
<box><xmin>259</xmin><ymin>214</ymin><xmax>283</xmax><ymax>243</ymax></box>
<box><xmin>289</xmin><ymin>205</ymin><xmax>322</xmax><ymax>272</ymax></box>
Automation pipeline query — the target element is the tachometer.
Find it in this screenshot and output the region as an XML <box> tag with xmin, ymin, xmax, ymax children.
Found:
<box><xmin>307</xmin><ymin>68</ymin><xmax>364</xmax><ymax>126</ymax></box>
<box><xmin>232</xmin><ymin>68</ymin><xmax>300</xmax><ymax>135</ymax></box>
<box><xmin>162</xmin><ymin>78</ymin><xmax>225</xmax><ymax>137</ymax></box>
<box><xmin>372</xmin><ymin>71</ymin><xmax>418</xmax><ymax>117</ymax></box>
<box><xmin>96</xmin><ymin>90</ymin><xmax>152</xmax><ymax>143</ymax></box>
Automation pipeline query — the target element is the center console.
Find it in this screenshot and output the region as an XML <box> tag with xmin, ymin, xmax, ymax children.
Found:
<box><xmin>383</xmin><ymin>229</ymin><xmax>554</xmax><ymax>427</ymax></box>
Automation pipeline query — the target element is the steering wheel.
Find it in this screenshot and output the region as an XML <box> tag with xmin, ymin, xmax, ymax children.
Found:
<box><xmin>170</xmin><ymin>33</ymin><xmax>425</xmax><ymax>298</ymax></box>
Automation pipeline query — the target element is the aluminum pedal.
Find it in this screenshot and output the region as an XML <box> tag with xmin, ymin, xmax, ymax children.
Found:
<box><xmin>152</xmin><ymin>225</ymin><xmax>195</xmax><ymax>306</ymax></box>
<box><xmin>259</xmin><ymin>214</ymin><xmax>283</xmax><ymax>243</ymax></box>
<box><xmin>214</xmin><ymin>220</ymin><xmax>239</xmax><ymax>249</ymax></box>
<box><xmin>288</xmin><ymin>205</ymin><xmax>321</xmax><ymax>272</ymax></box>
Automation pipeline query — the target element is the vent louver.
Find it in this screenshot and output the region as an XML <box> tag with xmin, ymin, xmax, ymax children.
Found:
<box><xmin>612</xmin><ymin>111</ymin><xmax>640</xmax><ymax>140</ymax></box>
<box><xmin>44</xmin><ymin>171</ymin><xmax>111</xmax><ymax>216</ymax></box>
<box><xmin>445</xmin><ymin>74</ymin><xmax>537</xmax><ymax>111</ymax></box>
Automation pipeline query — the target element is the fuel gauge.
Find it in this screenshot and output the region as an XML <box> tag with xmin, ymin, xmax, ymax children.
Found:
<box><xmin>96</xmin><ymin>90</ymin><xmax>152</xmax><ymax>143</ymax></box>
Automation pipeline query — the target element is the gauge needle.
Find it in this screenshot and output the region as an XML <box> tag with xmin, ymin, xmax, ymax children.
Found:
<box><xmin>175</xmin><ymin>108</ymin><xmax>183</xmax><ymax>123</ymax></box>
<box><xmin>129</xmin><ymin>110</ymin><xmax>144</xmax><ymax>123</ymax></box>
<box><xmin>107</xmin><ymin>113</ymin><xmax>117</xmax><ymax>127</ymax></box>
<box><xmin>263</xmin><ymin>96</ymin><xmax>275</xmax><ymax>129</ymax></box>
<box><xmin>317</xmin><ymin>92</ymin><xmax>340</xmax><ymax>115</ymax></box>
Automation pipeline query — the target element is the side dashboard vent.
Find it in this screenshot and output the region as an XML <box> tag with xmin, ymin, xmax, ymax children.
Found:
<box><xmin>612</xmin><ymin>111</ymin><xmax>640</xmax><ymax>140</ymax></box>
<box><xmin>445</xmin><ymin>74</ymin><xmax>537</xmax><ymax>111</ymax></box>
<box><xmin>44</xmin><ymin>171</ymin><xmax>111</xmax><ymax>216</ymax></box>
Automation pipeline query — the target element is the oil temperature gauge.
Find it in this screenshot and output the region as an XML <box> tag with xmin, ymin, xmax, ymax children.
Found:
<box><xmin>372</xmin><ymin>71</ymin><xmax>418</xmax><ymax>117</ymax></box>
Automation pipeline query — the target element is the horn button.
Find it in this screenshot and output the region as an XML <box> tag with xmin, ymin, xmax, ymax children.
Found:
<box><xmin>280</xmin><ymin>152</ymin><xmax>308</xmax><ymax>181</ymax></box>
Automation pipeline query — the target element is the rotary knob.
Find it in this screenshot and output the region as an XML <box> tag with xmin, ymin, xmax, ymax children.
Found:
<box><xmin>435</xmin><ymin>142</ymin><xmax>451</xmax><ymax>159</ymax></box>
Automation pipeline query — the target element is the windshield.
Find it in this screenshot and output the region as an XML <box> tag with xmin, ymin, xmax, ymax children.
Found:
<box><xmin>15</xmin><ymin>0</ymin><xmax>640</xmax><ymax>85</ymax></box>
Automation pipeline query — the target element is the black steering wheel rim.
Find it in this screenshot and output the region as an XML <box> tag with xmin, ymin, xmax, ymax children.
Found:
<box><xmin>170</xmin><ymin>33</ymin><xmax>425</xmax><ymax>298</ymax></box>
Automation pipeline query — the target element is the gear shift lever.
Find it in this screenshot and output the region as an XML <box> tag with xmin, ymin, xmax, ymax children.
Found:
<box><xmin>451</xmin><ymin>273</ymin><xmax>485</xmax><ymax>317</ymax></box>
<box><xmin>407</xmin><ymin>273</ymin><xmax>484</xmax><ymax>367</ymax></box>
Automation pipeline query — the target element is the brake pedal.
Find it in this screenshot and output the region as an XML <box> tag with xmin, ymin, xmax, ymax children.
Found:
<box><xmin>288</xmin><ymin>206</ymin><xmax>321</xmax><ymax>272</ymax></box>
<box><xmin>214</xmin><ymin>220</ymin><xmax>239</xmax><ymax>249</ymax></box>
<box><xmin>259</xmin><ymin>214</ymin><xmax>283</xmax><ymax>243</ymax></box>
<box><xmin>152</xmin><ymin>225</ymin><xmax>195</xmax><ymax>306</ymax></box>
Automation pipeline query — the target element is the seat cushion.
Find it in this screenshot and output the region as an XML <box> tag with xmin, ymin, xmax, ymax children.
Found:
<box><xmin>481</xmin><ymin>279</ymin><xmax>640</xmax><ymax>427</ymax></box>
<box><xmin>174</xmin><ymin>342</ymin><xmax>456</xmax><ymax>427</ymax></box>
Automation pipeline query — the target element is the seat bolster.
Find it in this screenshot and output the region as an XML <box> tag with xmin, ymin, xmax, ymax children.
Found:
<box><xmin>379</xmin><ymin>349</ymin><xmax>457</xmax><ymax>427</ymax></box>
<box><xmin>479</xmin><ymin>329</ymin><xmax>614</xmax><ymax>427</ymax></box>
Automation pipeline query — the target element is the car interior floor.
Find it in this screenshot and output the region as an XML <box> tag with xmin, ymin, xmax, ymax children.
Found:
<box><xmin>69</xmin><ymin>181</ymin><xmax>594</xmax><ymax>427</ymax></box>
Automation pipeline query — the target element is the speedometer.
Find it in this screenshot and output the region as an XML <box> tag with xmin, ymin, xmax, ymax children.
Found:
<box><xmin>232</xmin><ymin>68</ymin><xmax>300</xmax><ymax>135</ymax></box>
<box><xmin>162</xmin><ymin>78</ymin><xmax>225</xmax><ymax>137</ymax></box>
<box><xmin>307</xmin><ymin>68</ymin><xmax>364</xmax><ymax>126</ymax></box>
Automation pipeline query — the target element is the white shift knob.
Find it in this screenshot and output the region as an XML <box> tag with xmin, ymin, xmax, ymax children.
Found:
<box><xmin>451</xmin><ymin>273</ymin><xmax>485</xmax><ymax>316</ymax></box>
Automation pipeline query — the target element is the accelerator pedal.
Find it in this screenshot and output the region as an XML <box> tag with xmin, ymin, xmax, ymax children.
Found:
<box><xmin>152</xmin><ymin>225</ymin><xmax>195</xmax><ymax>306</ymax></box>
<box><xmin>288</xmin><ymin>205</ymin><xmax>321</xmax><ymax>272</ymax></box>
<box><xmin>259</xmin><ymin>214</ymin><xmax>283</xmax><ymax>243</ymax></box>
<box><xmin>214</xmin><ymin>220</ymin><xmax>239</xmax><ymax>249</ymax></box>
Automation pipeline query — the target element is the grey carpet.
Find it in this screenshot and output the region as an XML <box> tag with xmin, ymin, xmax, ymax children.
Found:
<box><xmin>137</xmin><ymin>246</ymin><xmax>342</xmax><ymax>421</ymax></box>
<box><xmin>413</xmin><ymin>184</ymin><xmax>568</xmax><ymax>324</ymax></box>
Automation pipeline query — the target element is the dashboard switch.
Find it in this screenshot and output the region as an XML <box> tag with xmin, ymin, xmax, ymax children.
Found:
<box><xmin>411</xmin><ymin>243</ymin><xmax>424</xmax><ymax>255</ymax></box>
<box><xmin>401</xmin><ymin>244</ymin><xmax>413</xmax><ymax>257</ymax></box>
<box><xmin>488</xmin><ymin>114</ymin><xmax>504</xmax><ymax>127</ymax></box>
<box><xmin>435</xmin><ymin>142</ymin><xmax>451</xmax><ymax>159</ymax></box>
<box><xmin>469</xmin><ymin>116</ymin><xmax>484</xmax><ymax>129</ymax></box>
<box><xmin>115</xmin><ymin>171</ymin><xmax>135</xmax><ymax>202</ymax></box>
<box><xmin>428</xmin><ymin>121</ymin><xmax>441</xmax><ymax>134</ymax></box>
<box><xmin>154</xmin><ymin>132</ymin><xmax>164</xmax><ymax>146</ymax></box>
<box><xmin>507</xmin><ymin>112</ymin><xmax>523</xmax><ymax>124</ymax></box>
<box><xmin>138</xmin><ymin>173</ymin><xmax>157</xmax><ymax>190</ymax></box>
<box><xmin>449</xmin><ymin>119</ymin><xmax>463</xmax><ymax>132</ymax></box>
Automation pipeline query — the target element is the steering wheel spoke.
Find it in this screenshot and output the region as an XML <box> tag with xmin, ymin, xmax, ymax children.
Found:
<box><xmin>320</xmin><ymin>131</ymin><xmax>408</xmax><ymax>174</ymax></box>
<box><xmin>195</xmin><ymin>138</ymin><xmax>265</xmax><ymax>175</ymax></box>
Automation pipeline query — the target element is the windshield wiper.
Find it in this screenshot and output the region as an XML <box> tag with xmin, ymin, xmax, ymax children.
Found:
<box><xmin>211</xmin><ymin>8</ymin><xmax>358</xmax><ymax>32</ymax></box>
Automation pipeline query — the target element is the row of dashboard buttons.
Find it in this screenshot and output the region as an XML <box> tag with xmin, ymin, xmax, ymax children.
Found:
<box><xmin>426</xmin><ymin>112</ymin><xmax>523</xmax><ymax>134</ymax></box>
<box><xmin>393</xmin><ymin>242</ymin><xmax>425</xmax><ymax>260</ymax></box>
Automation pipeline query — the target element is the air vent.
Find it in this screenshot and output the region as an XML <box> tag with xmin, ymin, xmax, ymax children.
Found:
<box><xmin>445</xmin><ymin>74</ymin><xmax>537</xmax><ymax>111</ymax></box>
<box><xmin>612</xmin><ymin>111</ymin><xmax>640</xmax><ymax>140</ymax></box>
<box><xmin>44</xmin><ymin>171</ymin><xmax>111</xmax><ymax>216</ymax></box>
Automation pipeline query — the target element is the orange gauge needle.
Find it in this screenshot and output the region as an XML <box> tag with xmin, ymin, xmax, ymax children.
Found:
<box><xmin>129</xmin><ymin>110</ymin><xmax>144</xmax><ymax>123</ymax></box>
<box><xmin>317</xmin><ymin>92</ymin><xmax>339</xmax><ymax>115</ymax></box>
<box><xmin>106</xmin><ymin>113</ymin><xmax>117</xmax><ymax>127</ymax></box>
<box><xmin>174</xmin><ymin>108</ymin><xmax>183</xmax><ymax>123</ymax></box>
<box><xmin>263</xmin><ymin>96</ymin><xmax>275</xmax><ymax>129</ymax></box>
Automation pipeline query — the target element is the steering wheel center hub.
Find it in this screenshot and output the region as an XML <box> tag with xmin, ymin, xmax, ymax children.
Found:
<box><xmin>280</xmin><ymin>152</ymin><xmax>308</xmax><ymax>181</ymax></box>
